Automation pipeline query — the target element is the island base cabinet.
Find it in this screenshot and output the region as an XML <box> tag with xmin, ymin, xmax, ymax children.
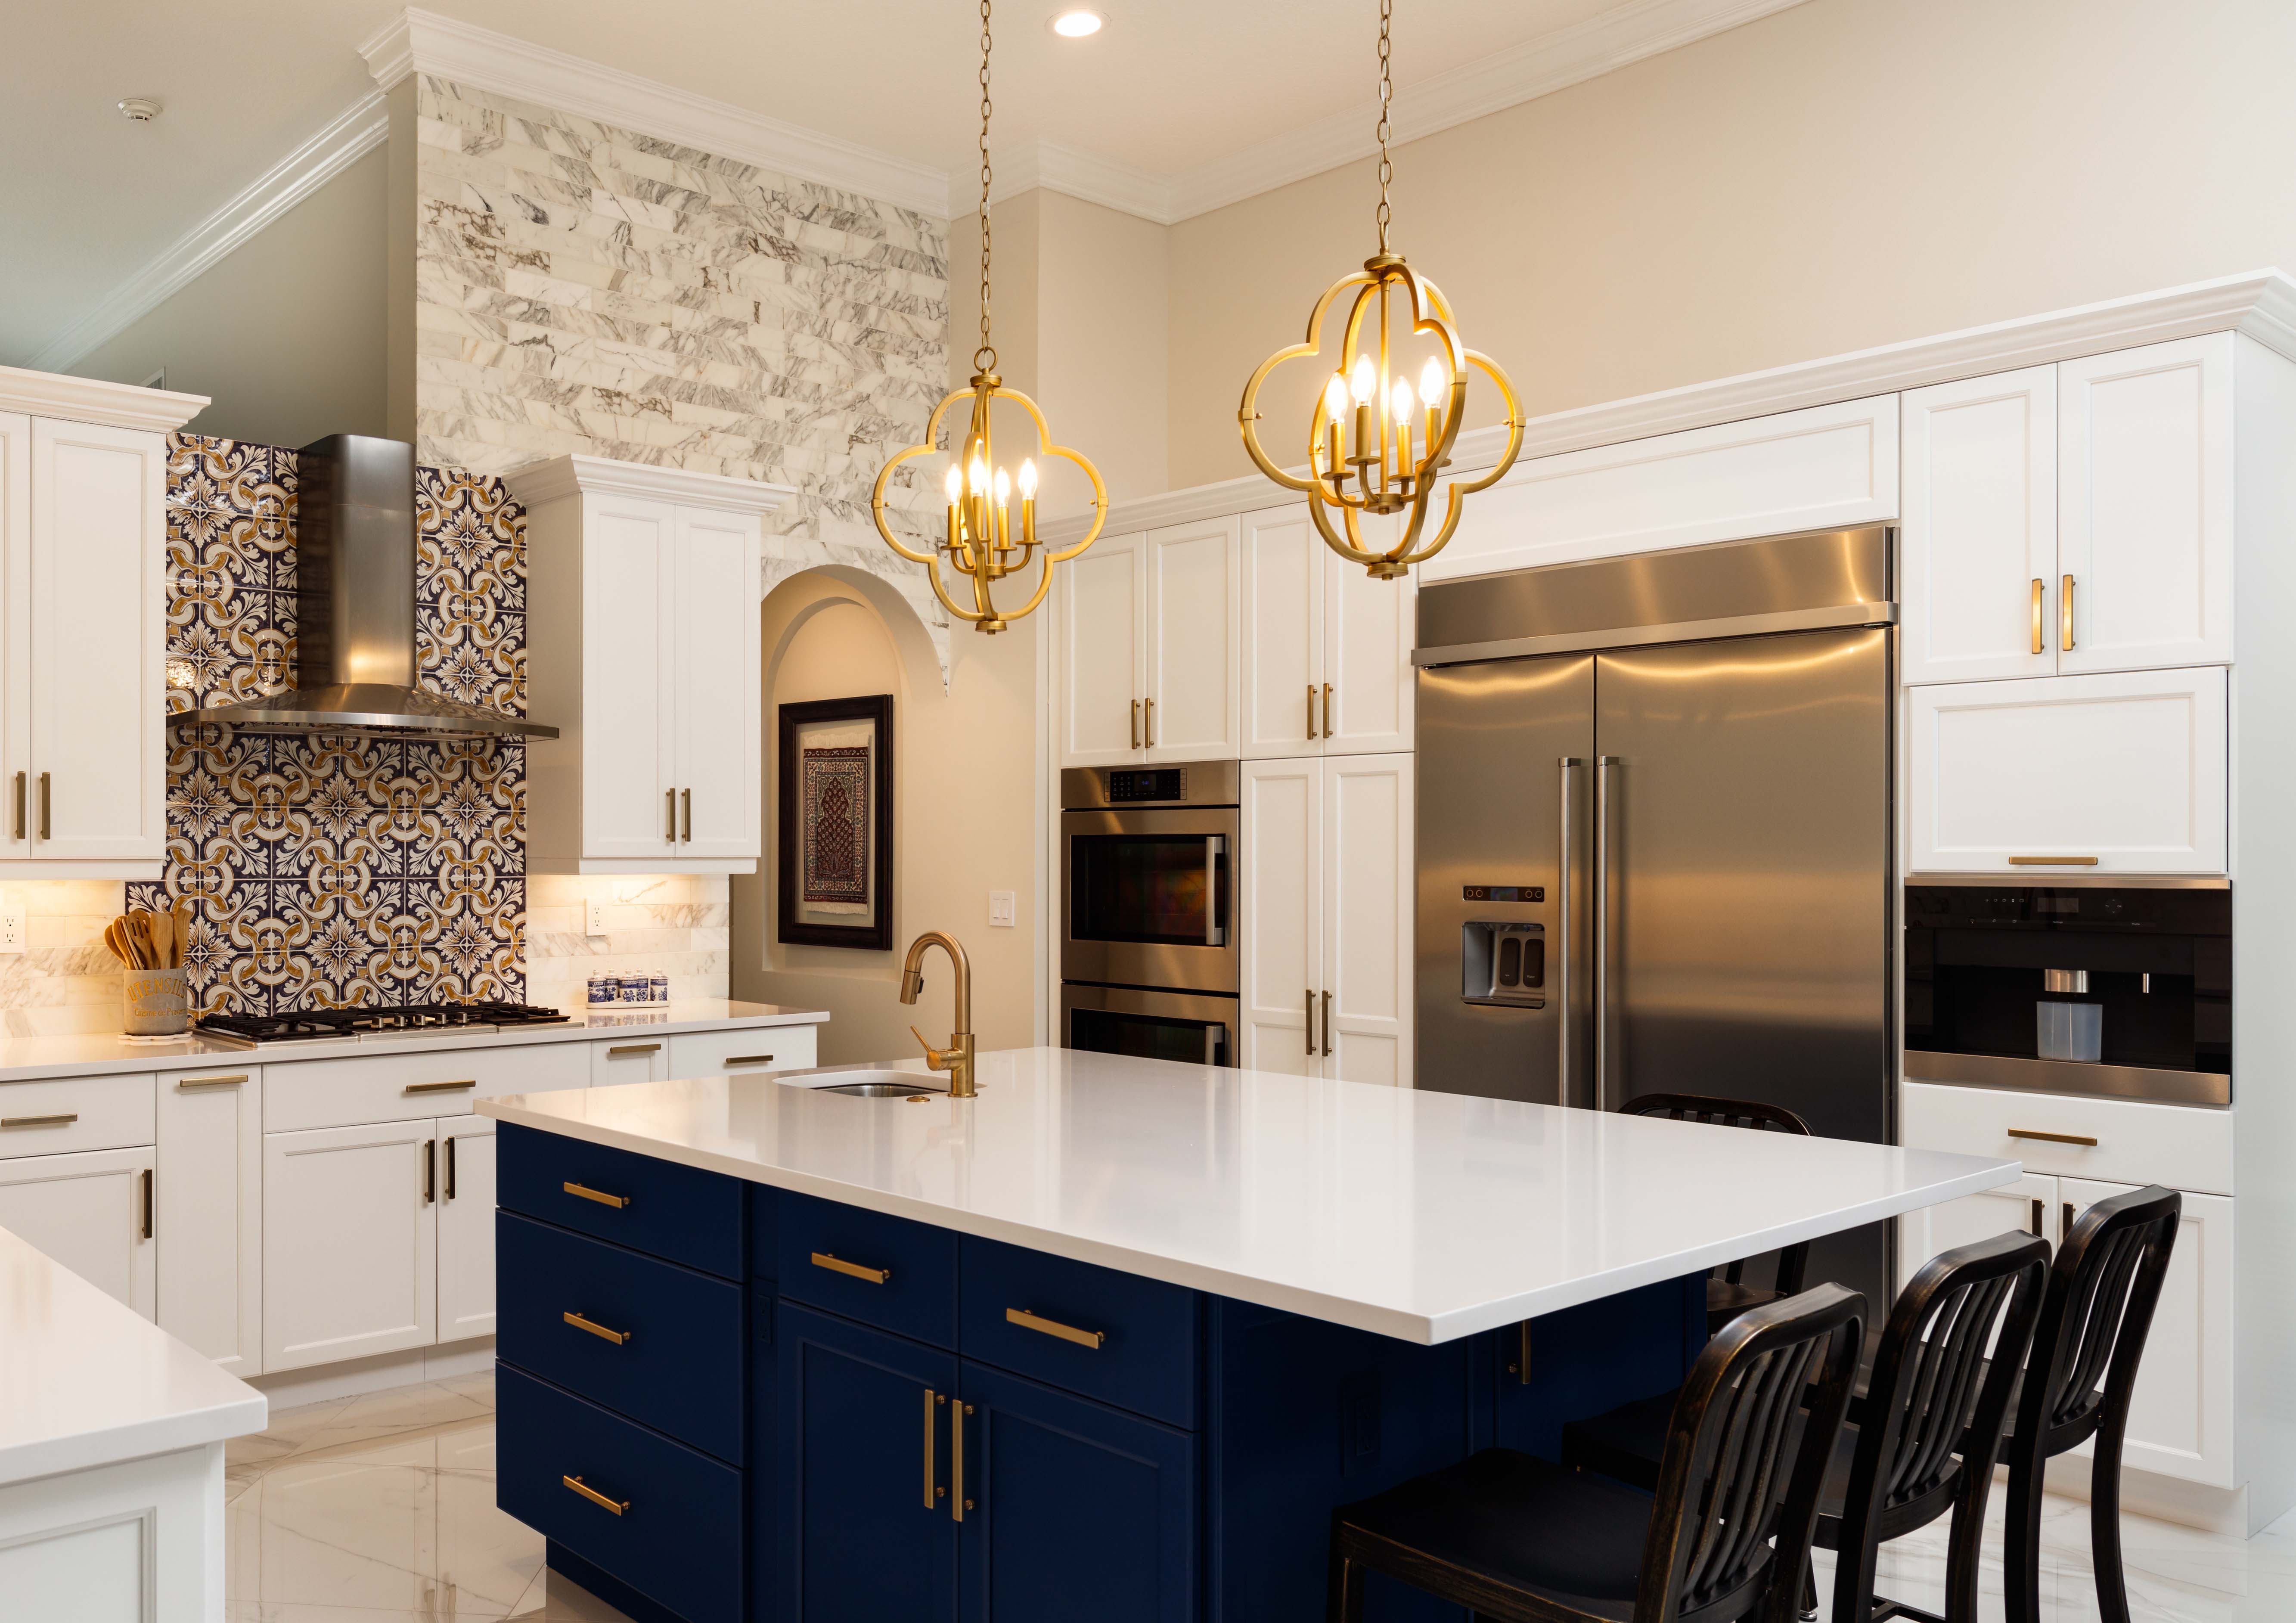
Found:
<box><xmin>0</xmin><ymin>1441</ymin><xmax>223</xmax><ymax>1623</ymax></box>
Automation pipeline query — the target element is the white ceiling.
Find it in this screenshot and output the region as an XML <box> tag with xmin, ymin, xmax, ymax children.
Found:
<box><xmin>1</xmin><ymin>0</ymin><xmax>1803</xmax><ymax>366</ymax></box>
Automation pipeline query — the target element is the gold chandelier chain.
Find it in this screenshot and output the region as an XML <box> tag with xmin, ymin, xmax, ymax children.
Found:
<box><xmin>976</xmin><ymin>0</ymin><xmax>997</xmax><ymax>374</ymax></box>
<box><xmin>1374</xmin><ymin>0</ymin><xmax>1393</xmax><ymax>254</ymax></box>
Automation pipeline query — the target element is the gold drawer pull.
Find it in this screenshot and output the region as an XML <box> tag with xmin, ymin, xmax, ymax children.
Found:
<box><xmin>564</xmin><ymin>1181</ymin><xmax>632</xmax><ymax>1209</ymax></box>
<box><xmin>724</xmin><ymin>1054</ymin><xmax>776</xmax><ymax>1066</ymax></box>
<box><xmin>404</xmin><ymin>1079</ymin><xmax>478</xmax><ymax>1094</ymax></box>
<box><xmin>2007</xmin><ymin>1127</ymin><xmax>2099</xmax><ymax>1147</ymax></box>
<box><xmin>1006</xmin><ymin>1307</ymin><xmax>1105</xmax><ymax>1350</ymax></box>
<box><xmin>2007</xmin><ymin>856</ymin><xmax>2100</xmax><ymax>867</ymax></box>
<box><xmin>562</xmin><ymin>1475</ymin><xmax>628</xmax><ymax>1515</ymax></box>
<box><xmin>812</xmin><ymin>1251</ymin><xmax>891</xmax><ymax>1285</ymax></box>
<box><xmin>177</xmin><ymin>1074</ymin><xmax>248</xmax><ymax>1089</ymax></box>
<box><xmin>607</xmin><ymin>1043</ymin><xmax>661</xmax><ymax>1058</ymax></box>
<box><xmin>1</xmin><ymin>1113</ymin><xmax>77</xmax><ymax>1128</ymax></box>
<box><xmin>563</xmin><ymin>1311</ymin><xmax>631</xmax><ymax>1346</ymax></box>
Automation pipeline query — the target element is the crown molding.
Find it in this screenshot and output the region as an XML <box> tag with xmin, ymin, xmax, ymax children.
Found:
<box><xmin>503</xmin><ymin>452</ymin><xmax>799</xmax><ymax>514</ymax></box>
<box><xmin>991</xmin><ymin>141</ymin><xmax>1179</xmax><ymax>225</ymax></box>
<box><xmin>0</xmin><ymin>364</ymin><xmax>211</xmax><ymax>434</ymax></box>
<box><xmin>1039</xmin><ymin>269</ymin><xmax>2296</xmax><ymax>542</ymax></box>
<box><xmin>360</xmin><ymin>7</ymin><xmax>949</xmax><ymax>218</ymax></box>
<box><xmin>26</xmin><ymin>92</ymin><xmax>389</xmax><ymax>376</ymax></box>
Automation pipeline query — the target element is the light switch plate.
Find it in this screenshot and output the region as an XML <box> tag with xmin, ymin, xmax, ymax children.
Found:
<box><xmin>0</xmin><ymin>901</ymin><xmax>24</xmax><ymax>955</ymax></box>
<box><xmin>988</xmin><ymin>890</ymin><xmax>1016</xmax><ymax>928</ymax></box>
<box><xmin>586</xmin><ymin>899</ymin><xmax>608</xmax><ymax>937</ymax></box>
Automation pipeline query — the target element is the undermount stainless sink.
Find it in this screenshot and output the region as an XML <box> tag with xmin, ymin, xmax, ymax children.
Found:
<box><xmin>780</xmin><ymin>1068</ymin><xmax>946</xmax><ymax>1099</ymax></box>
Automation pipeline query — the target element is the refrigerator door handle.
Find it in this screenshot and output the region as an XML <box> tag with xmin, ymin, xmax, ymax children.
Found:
<box><xmin>1594</xmin><ymin>755</ymin><xmax>1621</xmax><ymax>1111</ymax></box>
<box><xmin>1558</xmin><ymin>757</ymin><xmax>1582</xmax><ymax>1106</ymax></box>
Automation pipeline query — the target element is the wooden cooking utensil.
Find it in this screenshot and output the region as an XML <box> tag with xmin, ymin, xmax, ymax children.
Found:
<box><xmin>148</xmin><ymin>910</ymin><xmax>173</xmax><ymax>971</ymax></box>
<box><xmin>174</xmin><ymin>900</ymin><xmax>191</xmax><ymax>968</ymax></box>
<box><xmin>104</xmin><ymin>918</ymin><xmax>132</xmax><ymax>967</ymax></box>
<box><xmin>127</xmin><ymin>912</ymin><xmax>154</xmax><ymax>971</ymax></box>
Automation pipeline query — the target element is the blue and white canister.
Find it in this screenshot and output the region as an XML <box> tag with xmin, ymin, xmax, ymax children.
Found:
<box><xmin>648</xmin><ymin>973</ymin><xmax>669</xmax><ymax>1005</ymax></box>
<box><xmin>586</xmin><ymin>974</ymin><xmax>616</xmax><ymax>1007</ymax></box>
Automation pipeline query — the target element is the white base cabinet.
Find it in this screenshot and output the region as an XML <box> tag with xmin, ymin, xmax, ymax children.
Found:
<box><xmin>0</xmin><ymin>1442</ymin><xmax>225</xmax><ymax>1623</ymax></box>
<box><xmin>263</xmin><ymin>1119</ymin><xmax>438</xmax><ymax>1372</ymax></box>
<box><xmin>1240</xmin><ymin>754</ymin><xmax>1414</xmax><ymax>1086</ymax></box>
<box><xmin>156</xmin><ymin>1066</ymin><xmax>262</xmax><ymax>1376</ymax></box>
<box><xmin>0</xmin><ymin>1144</ymin><xmax>155</xmax><ymax>1318</ymax></box>
<box><xmin>436</xmin><ymin>1117</ymin><xmax>496</xmax><ymax>1344</ymax></box>
<box><xmin>1239</xmin><ymin>504</ymin><xmax>1414</xmax><ymax>760</ymax></box>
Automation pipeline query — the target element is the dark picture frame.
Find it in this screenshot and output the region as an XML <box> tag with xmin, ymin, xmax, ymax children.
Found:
<box><xmin>777</xmin><ymin>694</ymin><xmax>895</xmax><ymax>950</ymax></box>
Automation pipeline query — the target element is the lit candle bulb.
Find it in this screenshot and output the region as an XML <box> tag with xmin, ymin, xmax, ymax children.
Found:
<box><xmin>1349</xmin><ymin>355</ymin><xmax>1377</xmax><ymax>469</ymax></box>
<box><xmin>1017</xmin><ymin>458</ymin><xmax>1039</xmax><ymax>546</ymax></box>
<box><xmin>1323</xmin><ymin>374</ymin><xmax>1348</xmax><ymax>480</ymax></box>
<box><xmin>1391</xmin><ymin>376</ymin><xmax>1415</xmax><ymax>479</ymax></box>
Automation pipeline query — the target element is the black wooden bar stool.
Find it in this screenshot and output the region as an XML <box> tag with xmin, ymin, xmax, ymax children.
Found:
<box><xmin>2000</xmin><ymin>1184</ymin><xmax>2181</xmax><ymax>1623</ymax></box>
<box><xmin>1558</xmin><ymin>1232</ymin><xmax>2048</xmax><ymax>1623</ymax></box>
<box><xmin>1327</xmin><ymin>1283</ymin><xmax>1865</xmax><ymax>1623</ymax></box>
<box><xmin>1618</xmin><ymin>1094</ymin><xmax>1815</xmax><ymax>1335</ymax></box>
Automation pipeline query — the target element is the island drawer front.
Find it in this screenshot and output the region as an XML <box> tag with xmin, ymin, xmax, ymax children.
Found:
<box><xmin>0</xmin><ymin>1072</ymin><xmax>154</xmax><ymax>1154</ymax></box>
<box><xmin>496</xmin><ymin>1365</ymin><xmax>742</xmax><ymax>1623</ymax></box>
<box><xmin>264</xmin><ymin>1044</ymin><xmax>587</xmax><ymax>1133</ymax></box>
<box><xmin>959</xmin><ymin>1236</ymin><xmax>1200</xmax><ymax>1428</ymax></box>
<box><xmin>669</xmin><ymin>1024</ymin><xmax>816</xmax><ymax>1079</ymax></box>
<box><xmin>497</xmin><ymin>1213</ymin><xmax>745</xmax><ymax>1461</ymax></box>
<box><xmin>498</xmin><ymin>1122</ymin><xmax>745</xmax><ymax>1279</ymax></box>
<box><xmin>1900</xmin><ymin>1080</ymin><xmax>2232</xmax><ymax>1194</ymax></box>
<box><xmin>778</xmin><ymin>1192</ymin><xmax>958</xmax><ymax>1347</ymax></box>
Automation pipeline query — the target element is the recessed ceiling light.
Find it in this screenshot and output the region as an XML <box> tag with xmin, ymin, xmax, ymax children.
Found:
<box><xmin>1051</xmin><ymin>9</ymin><xmax>1104</xmax><ymax>38</ymax></box>
<box><xmin>117</xmin><ymin>98</ymin><xmax>163</xmax><ymax>123</ymax></box>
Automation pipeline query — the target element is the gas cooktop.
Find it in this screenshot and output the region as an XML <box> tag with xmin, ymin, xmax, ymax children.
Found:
<box><xmin>196</xmin><ymin>1001</ymin><xmax>570</xmax><ymax>1049</ymax></box>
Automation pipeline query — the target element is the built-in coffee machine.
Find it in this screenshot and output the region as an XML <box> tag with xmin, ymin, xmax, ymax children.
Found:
<box><xmin>1903</xmin><ymin>884</ymin><xmax>2230</xmax><ymax>1105</ymax></box>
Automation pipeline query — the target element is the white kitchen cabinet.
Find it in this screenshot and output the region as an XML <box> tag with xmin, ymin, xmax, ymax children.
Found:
<box><xmin>511</xmin><ymin>455</ymin><xmax>787</xmax><ymax>876</ymax></box>
<box><xmin>0</xmin><ymin>1145</ymin><xmax>155</xmax><ymax>1318</ymax></box>
<box><xmin>1057</xmin><ymin>529</ymin><xmax>1145</xmax><ymax>767</ymax></box>
<box><xmin>1240</xmin><ymin>753</ymin><xmax>1414</xmax><ymax>1085</ymax></box>
<box><xmin>2058</xmin><ymin>335</ymin><xmax>2234</xmax><ymax>675</ymax></box>
<box><xmin>1145</xmin><ymin>516</ymin><xmax>1241</xmax><ymax>763</ymax></box>
<box><xmin>1901</xmin><ymin>367</ymin><xmax>2060</xmax><ymax>686</ymax></box>
<box><xmin>156</xmin><ymin>1066</ymin><xmax>262</xmax><ymax>1375</ymax></box>
<box><xmin>1239</xmin><ymin>504</ymin><xmax>1415</xmax><ymax>760</ymax></box>
<box><xmin>590</xmin><ymin>1035</ymin><xmax>669</xmax><ymax>1086</ymax></box>
<box><xmin>436</xmin><ymin>1116</ymin><xmax>496</xmax><ymax>1344</ymax></box>
<box><xmin>667</xmin><ymin>1023</ymin><xmax>816</xmax><ymax>1079</ymax></box>
<box><xmin>263</xmin><ymin>1119</ymin><xmax>437</xmax><ymax>1371</ymax></box>
<box><xmin>1906</xmin><ymin>667</ymin><xmax>2225</xmax><ymax>875</ymax></box>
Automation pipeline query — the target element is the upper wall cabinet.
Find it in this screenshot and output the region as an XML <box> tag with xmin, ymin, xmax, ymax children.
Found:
<box><xmin>509</xmin><ymin>455</ymin><xmax>792</xmax><ymax>875</ymax></box>
<box><xmin>1058</xmin><ymin>518</ymin><xmax>1238</xmax><ymax>769</ymax></box>
<box><xmin>1238</xmin><ymin>505</ymin><xmax>1414</xmax><ymax>760</ymax></box>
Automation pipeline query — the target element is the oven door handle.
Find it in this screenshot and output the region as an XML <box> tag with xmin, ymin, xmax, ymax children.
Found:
<box><xmin>1204</xmin><ymin>835</ymin><xmax>1227</xmax><ymax>947</ymax></box>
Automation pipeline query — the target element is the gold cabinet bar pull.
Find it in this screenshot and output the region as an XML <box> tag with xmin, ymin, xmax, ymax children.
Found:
<box><xmin>563</xmin><ymin>1475</ymin><xmax>629</xmax><ymax>1515</ymax></box>
<box><xmin>2007</xmin><ymin>855</ymin><xmax>2100</xmax><ymax>866</ymax></box>
<box><xmin>1506</xmin><ymin>1320</ymin><xmax>1532</xmax><ymax>1385</ymax></box>
<box><xmin>1006</xmin><ymin>1307</ymin><xmax>1105</xmax><ymax>1349</ymax></box>
<box><xmin>811</xmin><ymin>1251</ymin><xmax>891</xmax><ymax>1285</ymax></box>
<box><xmin>1322</xmin><ymin>989</ymin><xmax>1334</xmax><ymax>1057</ymax></box>
<box><xmin>681</xmin><ymin>788</ymin><xmax>692</xmax><ymax>843</ymax></box>
<box><xmin>923</xmin><ymin>1388</ymin><xmax>945</xmax><ymax>1506</ymax></box>
<box><xmin>177</xmin><ymin>1074</ymin><xmax>248</xmax><ymax>1089</ymax></box>
<box><xmin>667</xmin><ymin>787</ymin><xmax>677</xmax><ymax>841</ymax></box>
<box><xmin>563</xmin><ymin>1181</ymin><xmax>631</xmax><ymax>1209</ymax></box>
<box><xmin>445</xmin><ymin>1135</ymin><xmax>458</xmax><ymax>1201</ymax></box>
<box><xmin>1324</xmin><ymin>681</ymin><xmax>1334</xmax><ymax>736</ymax></box>
<box><xmin>2063</xmin><ymin>1201</ymin><xmax>2076</xmax><ymax>1244</ymax></box>
<box><xmin>11</xmin><ymin>771</ymin><xmax>22</xmax><ymax>841</ymax></box>
<box><xmin>952</xmin><ymin>1403</ymin><xmax>972</xmax><ymax>1521</ymax></box>
<box><xmin>607</xmin><ymin>1043</ymin><xmax>661</xmax><ymax>1058</ymax></box>
<box><xmin>1</xmin><ymin>1113</ymin><xmax>77</xmax><ymax>1128</ymax></box>
<box><xmin>403</xmin><ymin>1079</ymin><xmax>478</xmax><ymax>1094</ymax></box>
<box><xmin>2030</xmin><ymin>577</ymin><xmax>2045</xmax><ymax>655</ymax></box>
<box><xmin>1307</xmin><ymin>682</ymin><xmax>1319</xmax><ymax>739</ymax></box>
<box><xmin>142</xmin><ymin>1167</ymin><xmax>154</xmax><ymax>1239</ymax></box>
<box><xmin>1305</xmin><ymin>989</ymin><xmax>1315</xmax><ymax>1056</ymax></box>
<box><xmin>2061</xmin><ymin>573</ymin><xmax>2075</xmax><ymax>651</ymax></box>
<box><xmin>563</xmin><ymin>1311</ymin><xmax>632</xmax><ymax>1345</ymax></box>
<box><xmin>1144</xmin><ymin>696</ymin><xmax>1155</xmax><ymax>748</ymax></box>
<box><xmin>724</xmin><ymin>1054</ymin><xmax>776</xmax><ymax>1066</ymax></box>
<box><xmin>38</xmin><ymin>772</ymin><xmax>50</xmax><ymax>841</ymax></box>
<box><xmin>2007</xmin><ymin>1127</ymin><xmax>2100</xmax><ymax>1147</ymax></box>
<box><xmin>1130</xmin><ymin>700</ymin><xmax>1140</xmax><ymax>749</ymax></box>
<box><xmin>2030</xmin><ymin>1197</ymin><xmax>2046</xmax><ymax>1237</ymax></box>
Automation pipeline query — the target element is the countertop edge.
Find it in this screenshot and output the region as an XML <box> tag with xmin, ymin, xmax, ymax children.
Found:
<box><xmin>0</xmin><ymin>1391</ymin><xmax>272</xmax><ymax>1489</ymax></box>
<box><xmin>477</xmin><ymin>1096</ymin><xmax>2023</xmax><ymax>1346</ymax></box>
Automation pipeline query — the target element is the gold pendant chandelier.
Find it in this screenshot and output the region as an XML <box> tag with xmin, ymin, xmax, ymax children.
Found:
<box><xmin>1238</xmin><ymin>0</ymin><xmax>1525</xmax><ymax>579</ymax></box>
<box><xmin>871</xmin><ymin>0</ymin><xmax>1106</xmax><ymax>633</ymax></box>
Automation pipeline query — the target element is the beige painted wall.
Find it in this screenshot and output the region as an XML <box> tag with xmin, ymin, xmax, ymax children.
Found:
<box><xmin>70</xmin><ymin>147</ymin><xmax>389</xmax><ymax>447</ymax></box>
<box><xmin>731</xmin><ymin>570</ymin><xmax>1042</xmax><ymax>1066</ymax></box>
<box><xmin>1163</xmin><ymin>0</ymin><xmax>2296</xmax><ymax>489</ymax></box>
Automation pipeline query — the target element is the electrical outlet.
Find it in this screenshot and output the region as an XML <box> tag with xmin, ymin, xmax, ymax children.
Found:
<box><xmin>586</xmin><ymin>899</ymin><xmax>608</xmax><ymax>937</ymax></box>
<box><xmin>988</xmin><ymin>890</ymin><xmax>1016</xmax><ymax>928</ymax></box>
<box><xmin>0</xmin><ymin>901</ymin><xmax>24</xmax><ymax>956</ymax></box>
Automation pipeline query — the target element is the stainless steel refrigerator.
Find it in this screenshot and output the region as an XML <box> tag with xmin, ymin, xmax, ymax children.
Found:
<box><xmin>1415</xmin><ymin>525</ymin><xmax>1896</xmax><ymax>1297</ymax></box>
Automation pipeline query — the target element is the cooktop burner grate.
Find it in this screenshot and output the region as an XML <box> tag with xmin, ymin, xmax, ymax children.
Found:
<box><xmin>196</xmin><ymin>1001</ymin><xmax>569</xmax><ymax>1045</ymax></box>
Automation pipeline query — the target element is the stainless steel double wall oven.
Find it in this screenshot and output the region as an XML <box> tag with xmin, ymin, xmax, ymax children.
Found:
<box><xmin>1059</xmin><ymin>762</ymin><xmax>1240</xmax><ymax>1065</ymax></box>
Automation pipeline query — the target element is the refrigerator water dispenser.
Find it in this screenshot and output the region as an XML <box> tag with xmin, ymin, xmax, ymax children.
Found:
<box><xmin>1462</xmin><ymin>922</ymin><xmax>1545</xmax><ymax>1007</ymax></box>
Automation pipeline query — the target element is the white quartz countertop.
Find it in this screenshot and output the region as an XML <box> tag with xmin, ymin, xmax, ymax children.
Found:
<box><xmin>0</xmin><ymin>1222</ymin><xmax>267</xmax><ymax>1485</ymax></box>
<box><xmin>0</xmin><ymin>1000</ymin><xmax>829</xmax><ymax>1086</ymax></box>
<box><xmin>479</xmin><ymin>1048</ymin><xmax>2020</xmax><ymax>1344</ymax></box>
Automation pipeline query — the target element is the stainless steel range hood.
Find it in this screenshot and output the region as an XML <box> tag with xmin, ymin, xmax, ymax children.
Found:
<box><xmin>177</xmin><ymin>435</ymin><xmax>557</xmax><ymax>739</ymax></box>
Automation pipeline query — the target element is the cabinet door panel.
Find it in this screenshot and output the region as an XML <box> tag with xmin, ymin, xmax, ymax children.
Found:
<box><xmin>2059</xmin><ymin>1177</ymin><xmax>2234</xmax><ymax>1488</ymax></box>
<box><xmin>1322</xmin><ymin>552</ymin><xmax>1414</xmax><ymax>754</ymax></box>
<box><xmin>0</xmin><ymin>1145</ymin><xmax>155</xmax><ymax>1317</ymax></box>
<box><xmin>28</xmin><ymin>419</ymin><xmax>164</xmax><ymax>861</ymax></box>
<box><xmin>958</xmin><ymin>1361</ymin><xmax>1196</xmax><ymax>1623</ymax></box>
<box><xmin>1144</xmin><ymin>516</ymin><xmax>1240</xmax><ymax>763</ymax></box>
<box><xmin>1897</xmin><ymin>1171</ymin><xmax>2055</xmax><ymax>1294</ymax></box>
<box><xmin>0</xmin><ymin>414</ymin><xmax>25</xmax><ymax>862</ymax></box>
<box><xmin>1239</xmin><ymin>505</ymin><xmax>1322</xmax><ymax>759</ymax></box>
<box><xmin>437</xmin><ymin>1116</ymin><xmax>496</xmax><ymax>1343</ymax></box>
<box><xmin>1059</xmin><ymin>531</ymin><xmax>1144</xmax><ymax>767</ymax></box>
<box><xmin>263</xmin><ymin>1120</ymin><xmax>435</xmax><ymax>1370</ymax></box>
<box><xmin>582</xmin><ymin>496</ymin><xmax>677</xmax><ymax>859</ymax></box>
<box><xmin>2059</xmin><ymin>335</ymin><xmax>2234</xmax><ymax>673</ymax></box>
<box><xmin>157</xmin><ymin>1068</ymin><xmax>262</xmax><ymax>1372</ymax></box>
<box><xmin>673</xmin><ymin>504</ymin><xmax>761</xmax><ymax>859</ymax></box>
<box><xmin>1240</xmin><ymin>758</ymin><xmax>1320</xmax><ymax>1074</ymax></box>
<box><xmin>1324</xmin><ymin>753</ymin><xmax>1414</xmax><ymax>1086</ymax></box>
<box><xmin>1901</xmin><ymin>367</ymin><xmax>2058</xmax><ymax>684</ymax></box>
<box><xmin>1906</xmin><ymin>668</ymin><xmax>2225</xmax><ymax>875</ymax></box>
<box><xmin>777</xmin><ymin>1302</ymin><xmax>959</xmax><ymax>1623</ymax></box>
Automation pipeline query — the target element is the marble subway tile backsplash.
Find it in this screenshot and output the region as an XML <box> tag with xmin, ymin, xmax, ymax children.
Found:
<box><xmin>522</xmin><ymin>875</ymin><xmax>729</xmax><ymax>1012</ymax></box>
<box><xmin>0</xmin><ymin>881</ymin><xmax>149</xmax><ymax>1037</ymax></box>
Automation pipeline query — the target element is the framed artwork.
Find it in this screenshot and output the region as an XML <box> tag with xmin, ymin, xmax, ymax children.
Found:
<box><xmin>777</xmin><ymin>694</ymin><xmax>894</xmax><ymax>950</ymax></box>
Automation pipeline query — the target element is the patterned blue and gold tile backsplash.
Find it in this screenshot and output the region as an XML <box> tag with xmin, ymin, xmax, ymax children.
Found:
<box><xmin>130</xmin><ymin>434</ymin><xmax>527</xmax><ymax>1015</ymax></box>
